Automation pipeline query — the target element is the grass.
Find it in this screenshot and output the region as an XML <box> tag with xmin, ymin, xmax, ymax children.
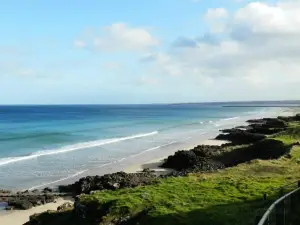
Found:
<box><xmin>29</xmin><ymin>121</ymin><xmax>300</xmax><ymax>225</ymax></box>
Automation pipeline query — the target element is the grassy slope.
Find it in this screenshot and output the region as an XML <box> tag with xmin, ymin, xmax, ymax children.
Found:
<box><xmin>76</xmin><ymin>121</ymin><xmax>300</xmax><ymax>225</ymax></box>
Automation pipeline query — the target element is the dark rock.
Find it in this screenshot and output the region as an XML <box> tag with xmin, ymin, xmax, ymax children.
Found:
<box><xmin>247</xmin><ymin>119</ymin><xmax>265</xmax><ymax>124</ymax></box>
<box><xmin>280</xmin><ymin>114</ymin><xmax>300</xmax><ymax>122</ymax></box>
<box><xmin>43</xmin><ymin>187</ymin><xmax>53</xmax><ymax>193</ymax></box>
<box><xmin>247</xmin><ymin>118</ymin><xmax>288</xmax><ymax>128</ymax></box>
<box><xmin>0</xmin><ymin>189</ymin><xmax>12</xmax><ymax>194</ymax></box>
<box><xmin>142</xmin><ymin>168</ymin><xmax>155</xmax><ymax>173</ymax></box>
<box><xmin>248</xmin><ymin>125</ymin><xmax>286</xmax><ymax>135</ymax></box>
<box><xmin>218</xmin><ymin>139</ymin><xmax>292</xmax><ymax>167</ymax></box>
<box><xmin>161</xmin><ymin>150</ymin><xmax>224</xmax><ymax>173</ymax></box>
<box><xmin>8</xmin><ymin>199</ymin><xmax>33</xmax><ymax>210</ymax></box>
<box><xmin>59</xmin><ymin>170</ymin><xmax>157</xmax><ymax>195</ymax></box>
<box><xmin>2</xmin><ymin>192</ymin><xmax>58</xmax><ymax>210</ymax></box>
<box><xmin>5</xmin><ymin>206</ymin><xmax>14</xmax><ymax>210</ymax></box>
<box><xmin>191</xmin><ymin>145</ymin><xmax>223</xmax><ymax>158</ymax></box>
<box><xmin>162</xmin><ymin>151</ymin><xmax>199</xmax><ymax>170</ymax></box>
<box><xmin>293</xmin><ymin>141</ymin><xmax>300</xmax><ymax>146</ymax></box>
<box><xmin>57</xmin><ymin>202</ymin><xmax>73</xmax><ymax>211</ymax></box>
<box><xmin>216</xmin><ymin>130</ymin><xmax>266</xmax><ymax>144</ymax></box>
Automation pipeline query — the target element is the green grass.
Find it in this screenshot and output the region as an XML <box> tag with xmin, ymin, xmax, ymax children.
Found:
<box><xmin>29</xmin><ymin>121</ymin><xmax>300</xmax><ymax>225</ymax></box>
<box><xmin>271</xmin><ymin>122</ymin><xmax>300</xmax><ymax>144</ymax></box>
<box><xmin>78</xmin><ymin>158</ymin><xmax>300</xmax><ymax>225</ymax></box>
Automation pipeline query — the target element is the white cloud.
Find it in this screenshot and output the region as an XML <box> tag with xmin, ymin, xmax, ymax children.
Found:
<box><xmin>75</xmin><ymin>23</ymin><xmax>159</xmax><ymax>52</ymax></box>
<box><xmin>103</xmin><ymin>62</ymin><xmax>122</xmax><ymax>70</ymax></box>
<box><xmin>141</xmin><ymin>1</ymin><xmax>300</xmax><ymax>100</ymax></box>
<box><xmin>204</xmin><ymin>8</ymin><xmax>228</xmax><ymax>21</ymax></box>
<box><xmin>203</xmin><ymin>8</ymin><xmax>228</xmax><ymax>33</ymax></box>
<box><xmin>74</xmin><ymin>40</ymin><xmax>86</xmax><ymax>48</ymax></box>
<box><xmin>138</xmin><ymin>76</ymin><xmax>160</xmax><ymax>86</ymax></box>
<box><xmin>233</xmin><ymin>2</ymin><xmax>300</xmax><ymax>34</ymax></box>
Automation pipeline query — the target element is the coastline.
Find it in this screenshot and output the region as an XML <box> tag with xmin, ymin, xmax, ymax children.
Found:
<box><xmin>0</xmin><ymin>139</ymin><xmax>228</xmax><ymax>225</ymax></box>
<box><xmin>0</xmin><ymin>198</ymin><xmax>73</xmax><ymax>225</ymax></box>
<box><xmin>0</xmin><ymin>109</ymin><xmax>298</xmax><ymax>225</ymax></box>
<box><xmin>124</xmin><ymin>139</ymin><xmax>228</xmax><ymax>175</ymax></box>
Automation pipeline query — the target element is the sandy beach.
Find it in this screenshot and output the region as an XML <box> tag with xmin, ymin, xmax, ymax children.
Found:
<box><xmin>0</xmin><ymin>198</ymin><xmax>73</xmax><ymax>225</ymax></box>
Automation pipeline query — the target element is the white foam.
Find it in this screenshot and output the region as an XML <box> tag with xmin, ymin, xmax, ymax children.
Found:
<box><xmin>27</xmin><ymin>169</ymin><xmax>88</xmax><ymax>191</ymax></box>
<box><xmin>24</xmin><ymin>135</ymin><xmax>199</xmax><ymax>190</ymax></box>
<box><xmin>0</xmin><ymin>131</ymin><xmax>158</xmax><ymax>167</ymax></box>
<box><xmin>221</xmin><ymin>116</ymin><xmax>240</xmax><ymax>121</ymax></box>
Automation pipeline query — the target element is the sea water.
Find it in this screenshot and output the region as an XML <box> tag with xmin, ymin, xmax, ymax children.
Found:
<box><xmin>0</xmin><ymin>102</ymin><xmax>298</xmax><ymax>190</ymax></box>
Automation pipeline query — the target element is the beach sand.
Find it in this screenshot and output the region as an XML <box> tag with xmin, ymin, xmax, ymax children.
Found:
<box><xmin>0</xmin><ymin>198</ymin><xmax>73</xmax><ymax>225</ymax></box>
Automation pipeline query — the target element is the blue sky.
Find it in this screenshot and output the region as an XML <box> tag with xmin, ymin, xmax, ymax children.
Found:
<box><xmin>0</xmin><ymin>0</ymin><xmax>299</xmax><ymax>104</ymax></box>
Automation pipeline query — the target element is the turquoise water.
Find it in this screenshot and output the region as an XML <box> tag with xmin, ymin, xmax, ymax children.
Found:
<box><xmin>0</xmin><ymin>103</ymin><xmax>296</xmax><ymax>190</ymax></box>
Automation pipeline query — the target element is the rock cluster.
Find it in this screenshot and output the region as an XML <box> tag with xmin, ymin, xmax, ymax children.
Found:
<box><xmin>218</xmin><ymin>139</ymin><xmax>292</xmax><ymax>167</ymax></box>
<box><xmin>161</xmin><ymin>116</ymin><xmax>297</xmax><ymax>173</ymax></box>
<box><xmin>0</xmin><ymin>188</ymin><xmax>64</xmax><ymax>210</ymax></box>
<box><xmin>216</xmin><ymin>130</ymin><xmax>266</xmax><ymax>144</ymax></box>
<box><xmin>59</xmin><ymin>170</ymin><xmax>157</xmax><ymax>195</ymax></box>
<box><xmin>161</xmin><ymin>148</ymin><xmax>225</xmax><ymax>176</ymax></box>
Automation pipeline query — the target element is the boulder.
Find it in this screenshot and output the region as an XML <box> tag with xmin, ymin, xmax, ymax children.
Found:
<box><xmin>161</xmin><ymin>150</ymin><xmax>224</xmax><ymax>172</ymax></box>
<box><xmin>43</xmin><ymin>187</ymin><xmax>53</xmax><ymax>193</ymax></box>
<box><xmin>161</xmin><ymin>151</ymin><xmax>199</xmax><ymax>170</ymax></box>
<box><xmin>57</xmin><ymin>202</ymin><xmax>73</xmax><ymax>211</ymax></box>
<box><xmin>8</xmin><ymin>199</ymin><xmax>33</xmax><ymax>210</ymax></box>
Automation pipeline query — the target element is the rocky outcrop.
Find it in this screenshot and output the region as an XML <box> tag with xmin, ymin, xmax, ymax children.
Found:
<box><xmin>59</xmin><ymin>170</ymin><xmax>157</xmax><ymax>195</ymax></box>
<box><xmin>161</xmin><ymin>150</ymin><xmax>225</xmax><ymax>174</ymax></box>
<box><xmin>278</xmin><ymin>114</ymin><xmax>300</xmax><ymax>122</ymax></box>
<box><xmin>191</xmin><ymin>145</ymin><xmax>223</xmax><ymax>158</ymax></box>
<box><xmin>216</xmin><ymin>130</ymin><xmax>266</xmax><ymax>144</ymax></box>
<box><xmin>0</xmin><ymin>189</ymin><xmax>63</xmax><ymax>210</ymax></box>
<box><xmin>3</xmin><ymin>194</ymin><xmax>57</xmax><ymax>210</ymax></box>
<box><xmin>218</xmin><ymin>139</ymin><xmax>292</xmax><ymax>167</ymax></box>
<box><xmin>216</xmin><ymin>117</ymin><xmax>291</xmax><ymax>144</ymax></box>
<box><xmin>57</xmin><ymin>202</ymin><xmax>73</xmax><ymax>211</ymax></box>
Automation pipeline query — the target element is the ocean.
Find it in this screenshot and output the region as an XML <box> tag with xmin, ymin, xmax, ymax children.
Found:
<box><xmin>0</xmin><ymin>102</ymin><xmax>298</xmax><ymax>190</ymax></box>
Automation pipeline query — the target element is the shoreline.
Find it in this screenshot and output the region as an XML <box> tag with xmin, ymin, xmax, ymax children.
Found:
<box><xmin>0</xmin><ymin>197</ymin><xmax>73</xmax><ymax>225</ymax></box>
<box><xmin>0</xmin><ymin>108</ymin><xmax>295</xmax><ymax>191</ymax></box>
<box><xmin>0</xmin><ymin>139</ymin><xmax>228</xmax><ymax>225</ymax></box>
<box><xmin>0</xmin><ymin>109</ymin><xmax>298</xmax><ymax>225</ymax></box>
<box><xmin>124</xmin><ymin>139</ymin><xmax>228</xmax><ymax>175</ymax></box>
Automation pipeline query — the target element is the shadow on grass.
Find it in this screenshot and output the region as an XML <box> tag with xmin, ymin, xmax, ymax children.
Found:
<box><xmin>217</xmin><ymin>139</ymin><xmax>294</xmax><ymax>167</ymax></box>
<box><xmin>24</xmin><ymin>198</ymin><xmax>275</xmax><ymax>225</ymax></box>
<box><xmin>120</xmin><ymin>199</ymin><xmax>272</xmax><ymax>225</ymax></box>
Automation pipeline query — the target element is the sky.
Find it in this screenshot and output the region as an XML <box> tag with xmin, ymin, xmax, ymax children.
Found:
<box><xmin>0</xmin><ymin>0</ymin><xmax>299</xmax><ymax>104</ymax></box>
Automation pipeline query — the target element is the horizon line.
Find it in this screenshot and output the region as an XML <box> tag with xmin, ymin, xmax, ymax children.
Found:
<box><xmin>0</xmin><ymin>99</ymin><xmax>299</xmax><ymax>106</ymax></box>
